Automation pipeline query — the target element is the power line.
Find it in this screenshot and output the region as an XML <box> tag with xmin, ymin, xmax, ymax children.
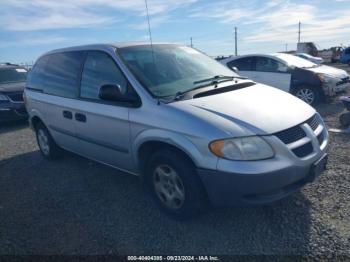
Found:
<box><xmin>234</xmin><ymin>27</ymin><xmax>238</xmax><ymax>56</ymax></box>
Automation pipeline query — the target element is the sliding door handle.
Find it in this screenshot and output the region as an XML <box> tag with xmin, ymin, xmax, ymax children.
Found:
<box><xmin>75</xmin><ymin>113</ymin><xmax>86</xmax><ymax>123</ymax></box>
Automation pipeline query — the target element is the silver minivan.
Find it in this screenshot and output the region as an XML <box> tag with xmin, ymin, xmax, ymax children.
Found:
<box><xmin>25</xmin><ymin>43</ymin><xmax>328</xmax><ymax>219</ymax></box>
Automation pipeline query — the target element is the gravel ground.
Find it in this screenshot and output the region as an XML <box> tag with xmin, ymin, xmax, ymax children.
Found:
<box><xmin>0</xmin><ymin>64</ymin><xmax>349</xmax><ymax>257</ymax></box>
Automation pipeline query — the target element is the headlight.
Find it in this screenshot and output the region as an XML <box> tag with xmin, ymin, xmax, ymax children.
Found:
<box><xmin>209</xmin><ymin>136</ymin><xmax>274</xmax><ymax>161</ymax></box>
<box><xmin>317</xmin><ymin>73</ymin><xmax>333</xmax><ymax>84</ymax></box>
<box><xmin>0</xmin><ymin>94</ymin><xmax>9</xmax><ymax>101</ymax></box>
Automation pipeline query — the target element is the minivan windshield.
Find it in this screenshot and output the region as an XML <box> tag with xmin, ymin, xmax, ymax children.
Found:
<box><xmin>118</xmin><ymin>44</ymin><xmax>239</xmax><ymax>97</ymax></box>
<box><xmin>275</xmin><ymin>53</ymin><xmax>317</xmax><ymax>68</ymax></box>
<box><xmin>0</xmin><ymin>68</ymin><xmax>27</xmax><ymax>84</ymax></box>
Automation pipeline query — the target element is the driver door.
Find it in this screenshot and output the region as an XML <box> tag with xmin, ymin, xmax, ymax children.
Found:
<box><xmin>252</xmin><ymin>56</ymin><xmax>292</xmax><ymax>92</ymax></box>
<box><xmin>73</xmin><ymin>51</ymin><xmax>134</xmax><ymax>172</ymax></box>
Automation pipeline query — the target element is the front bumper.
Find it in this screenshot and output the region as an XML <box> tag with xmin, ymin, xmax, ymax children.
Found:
<box><xmin>0</xmin><ymin>102</ymin><xmax>28</xmax><ymax>122</ymax></box>
<box><xmin>198</xmin><ymin>153</ymin><xmax>327</xmax><ymax>206</ymax></box>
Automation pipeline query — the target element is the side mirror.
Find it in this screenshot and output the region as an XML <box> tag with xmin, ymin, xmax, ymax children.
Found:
<box><xmin>231</xmin><ymin>67</ymin><xmax>239</xmax><ymax>73</ymax></box>
<box><xmin>99</xmin><ymin>84</ymin><xmax>140</xmax><ymax>106</ymax></box>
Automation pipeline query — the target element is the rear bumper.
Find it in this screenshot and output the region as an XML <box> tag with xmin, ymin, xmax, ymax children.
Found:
<box><xmin>197</xmin><ymin>154</ymin><xmax>327</xmax><ymax>206</ymax></box>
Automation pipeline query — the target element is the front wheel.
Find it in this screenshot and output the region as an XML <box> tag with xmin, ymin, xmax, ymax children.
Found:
<box><xmin>145</xmin><ymin>149</ymin><xmax>207</xmax><ymax>220</ymax></box>
<box><xmin>293</xmin><ymin>86</ymin><xmax>320</xmax><ymax>106</ymax></box>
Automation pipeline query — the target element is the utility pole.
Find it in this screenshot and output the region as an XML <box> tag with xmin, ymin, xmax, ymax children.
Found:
<box><xmin>298</xmin><ymin>21</ymin><xmax>301</xmax><ymax>43</ymax></box>
<box><xmin>190</xmin><ymin>37</ymin><xmax>193</xmax><ymax>48</ymax></box>
<box><xmin>285</xmin><ymin>43</ymin><xmax>288</xmax><ymax>52</ymax></box>
<box><xmin>234</xmin><ymin>27</ymin><xmax>238</xmax><ymax>56</ymax></box>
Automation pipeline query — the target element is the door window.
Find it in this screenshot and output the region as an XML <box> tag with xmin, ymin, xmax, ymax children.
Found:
<box><xmin>255</xmin><ymin>57</ymin><xmax>288</xmax><ymax>73</ymax></box>
<box><xmin>44</xmin><ymin>52</ymin><xmax>85</xmax><ymax>98</ymax></box>
<box><xmin>80</xmin><ymin>51</ymin><xmax>128</xmax><ymax>100</ymax></box>
<box><xmin>227</xmin><ymin>57</ymin><xmax>254</xmax><ymax>71</ymax></box>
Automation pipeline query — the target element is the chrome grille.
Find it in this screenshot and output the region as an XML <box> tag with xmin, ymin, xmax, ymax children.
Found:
<box><xmin>274</xmin><ymin>114</ymin><xmax>324</xmax><ymax>159</ymax></box>
<box><xmin>274</xmin><ymin>126</ymin><xmax>306</xmax><ymax>144</ymax></box>
<box><xmin>306</xmin><ymin>114</ymin><xmax>320</xmax><ymax>131</ymax></box>
<box><xmin>7</xmin><ymin>92</ymin><xmax>23</xmax><ymax>102</ymax></box>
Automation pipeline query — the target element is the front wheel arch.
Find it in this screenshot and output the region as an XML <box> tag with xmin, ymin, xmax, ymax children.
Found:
<box><xmin>291</xmin><ymin>85</ymin><xmax>323</xmax><ymax>106</ymax></box>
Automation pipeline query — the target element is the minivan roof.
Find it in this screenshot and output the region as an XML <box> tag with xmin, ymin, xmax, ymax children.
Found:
<box><xmin>42</xmin><ymin>42</ymin><xmax>178</xmax><ymax>57</ymax></box>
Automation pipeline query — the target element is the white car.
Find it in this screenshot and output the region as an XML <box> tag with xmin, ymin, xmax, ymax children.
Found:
<box><xmin>221</xmin><ymin>53</ymin><xmax>350</xmax><ymax>105</ymax></box>
<box><xmin>296</xmin><ymin>53</ymin><xmax>324</xmax><ymax>64</ymax></box>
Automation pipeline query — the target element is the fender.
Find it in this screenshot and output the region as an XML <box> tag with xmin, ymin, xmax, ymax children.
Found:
<box><xmin>132</xmin><ymin>128</ymin><xmax>214</xmax><ymax>170</ymax></box>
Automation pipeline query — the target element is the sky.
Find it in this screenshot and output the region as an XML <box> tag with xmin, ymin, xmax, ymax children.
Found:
<box><xmin>0</xmin><ymin>0</ymin><xmax>350</xmax><ymax>64</ymax></box>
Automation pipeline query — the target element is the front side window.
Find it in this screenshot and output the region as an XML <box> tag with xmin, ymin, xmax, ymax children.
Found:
<box><xmin>44</xmin><ymin>52</ymin><xmax>85</xmax><ymax>98</ymax></box>
<box><xmin>255</xmin><ymin>57</ymin><xmax>288</xmax><ymax>73</ymax></box>
<box><xmin>80</xmin><ymin>51</ymin><xmax>128</xmax><ymax>100</ymax></box>
<box><xmin>0</xmin><ymin>68</ymin><xmax>27</xmax><ymax>84</ymax></box>
<box><xmin>227</xmin><ymin>57</ymin><xmax>254</xmax><ymax>71</ymax></box>
<box><xmin>118</xmin><ymin>45</ymin><xmax>238</xmax><ymax>98</ymax></box>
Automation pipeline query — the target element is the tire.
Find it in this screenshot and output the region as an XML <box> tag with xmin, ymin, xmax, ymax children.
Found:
<box><xmin>144</xmin><ymin>149</ymin><xmax>207</xmax><ymax>220</ymax></box>
<box><xmin>35</xmin><ymin>122</ymin><xmax>62</xmax><ymax>160</ymax></box>
<box><xmin>293</xmin><ymin>86</ymin><xmax>320</xmax><ymax>106</ymax></box>
<box><xmin>348</xmin><ymin>60</ymin><xmax>350</xmax><ymax>67</ymax></box>
<box><xmin>339</xmin><ymin>113</ymin><xmax>350</xmax><ymax>128</ymax></box>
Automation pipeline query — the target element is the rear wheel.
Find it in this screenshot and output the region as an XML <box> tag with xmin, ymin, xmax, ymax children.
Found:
<box><xmin>35</xmin><ymin>122</ymin><xmax>62</xmax><ymax>160</ymax></box>
<box><xmin>293</xmin><ymin>86</ymin><xmax>320</xmax><ymax>106</ymax></box>
<box><xmin>145</xmin><ymin>149</ymin><xmax>206</xmax><ymax>220</ymax></box>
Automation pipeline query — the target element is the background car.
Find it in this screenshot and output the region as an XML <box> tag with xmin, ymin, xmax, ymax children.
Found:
<box><xmin>340</xmin><ymin>47</ymin><xmax>350</xmax><ymax>66</ymax></box>
<box><xmin>220</xmin><ymin>53</ymin><xmax>350</xmax><ymax>105</ymax></box>
<box><xmin>0</xmin><ymin>63</ymin><xmax>28</xmax><ymax>122</ymax></box>
<box><xmin>296</xmin><ymin>53</ymin><xmax>324</xmax><ymax>64</ymax></box>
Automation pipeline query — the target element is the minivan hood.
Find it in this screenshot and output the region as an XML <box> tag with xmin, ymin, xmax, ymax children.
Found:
<box><xmin>306</xmin><ymin>65</ymin><xmax>348</xmax><ymax>79</ymax></box>
<box><xmin>177</xmin><ymin>84</ymin><xmax>315</xmax><ymax>135</ymax></box>
<box><xmin>0</xmin><ymin>82</ymin><xmax>25</xmax><ymax>93</ymax></box>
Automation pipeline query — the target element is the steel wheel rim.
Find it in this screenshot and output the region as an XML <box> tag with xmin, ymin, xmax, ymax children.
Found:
<box><xmin>153</xmin><ymin>164</ymin><xmax>185</xmax><ymax>210</ymax></box>
<box><xmin>38</xmin><ymin>129</ymin><xmax>50</xmax><ymax>155</ymax></box>
<box><xmin>296</xmin><ymin>88</ymin><xmax>315</xmax><ymax>104</ymax></box>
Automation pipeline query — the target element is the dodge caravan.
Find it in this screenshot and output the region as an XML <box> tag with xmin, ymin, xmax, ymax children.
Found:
<box><xmin>25</xmin><ymin>43</ymin><xmax>328</xmax><ymax>219</ymax></box>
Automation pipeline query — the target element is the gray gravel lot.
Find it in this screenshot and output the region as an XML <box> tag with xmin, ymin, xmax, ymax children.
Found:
<box><xmin>0</xmin><ymin>64</ymin><xmax>349</xmax><ymax>257</ymax></box>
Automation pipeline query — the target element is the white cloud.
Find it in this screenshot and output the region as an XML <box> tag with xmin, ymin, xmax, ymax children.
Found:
<box><xmin>188</xmin><ymin>0</ymin><xmax>350</xmax><ymax>48</ymax></box>
<box><xmin>0</xmin><ymin>0</ymin><xmax>197</xmax><ymax>31</ymax></box>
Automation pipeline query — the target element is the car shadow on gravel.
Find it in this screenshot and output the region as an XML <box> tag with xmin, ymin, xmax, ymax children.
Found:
<box><xmin>0</xmin><ymin>120</ymin><xmax>28</xmax><ymax>135</ymax></box>
<box><xmin>0</xmin><ymin>150</ymin><xmax>313</xmax><ymax>255</ymax></box>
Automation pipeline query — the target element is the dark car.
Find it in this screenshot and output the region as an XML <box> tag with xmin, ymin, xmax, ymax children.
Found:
<box><xmin>0</xmin><ymin>63</ymin><xmax>28</xmax><ymax>123</ymax></box>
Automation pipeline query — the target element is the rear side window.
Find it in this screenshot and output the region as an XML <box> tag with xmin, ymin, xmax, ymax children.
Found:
<box><xmin>27</xmin><ymin>55</ymin><xmax>50</xmax><ymax>91</ymax></box>
<box><xmin>80</xmin><ymin>51</ymin><xmax>128</xmax><ymax>100</ymax></box>
<box><xmin>44</xmin><ymin>52</ymin><xmax>85</xmax><ymax>98</ymax></box>
<box><xmin>227</xmin><ymin>57</ymin><xmax>254</xmax><ymax>71</ymax></box>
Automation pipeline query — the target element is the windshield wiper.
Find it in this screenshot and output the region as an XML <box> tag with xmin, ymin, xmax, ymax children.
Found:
<box><xmin>172</xmin><ymin>75</ymin><xmax>246</xmax><ymax>101</ymax></box>
<box><xmin>193</xmin><ymin>75</ymin><xmax>237</xmax><ymax>84</ymax></box>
